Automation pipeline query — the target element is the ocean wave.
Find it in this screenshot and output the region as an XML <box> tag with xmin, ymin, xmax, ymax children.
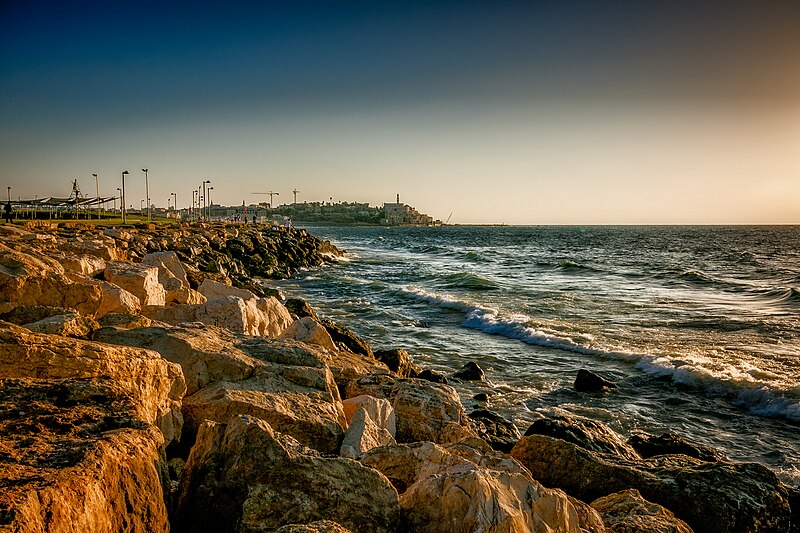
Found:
<box><xmin>758</xmin><ymin>287</ymin><xmax>800</xmax><ymax>305</ymax></box>
<box><xmin>438</xmin><ymin>272</ymin><xmax>500</xmax><ymax>291</ymax></box>
<box><xmin>677</xmin><ymin>269</ymin><xmax>720</xmax><ymax>285</ymax></box>
<box><xmin>557</xmin><ymin>260</ymin><xmax>602</xmax><ymax>273</ymax></box>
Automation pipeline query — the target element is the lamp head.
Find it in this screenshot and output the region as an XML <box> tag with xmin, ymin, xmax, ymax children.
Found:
<box><xmin>122</xmin><ymin>170</ymin><xmax>129</xmax><ymax>175</ymax></box>
<box><xmin>142</xmin><ymin>168</ymin><xmax>148</xmax><ymax>173</ymax></box>
<box><xmin>92</xmin><ymin>173</ymin><xmax>97</xmax><ymax>177</ymax></box>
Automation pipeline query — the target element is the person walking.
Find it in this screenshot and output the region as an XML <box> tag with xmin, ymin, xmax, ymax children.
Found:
<box><xmin>3</xmin><ymin>201</ymin><xmax>12</xmax><ymax>223</ymax></box>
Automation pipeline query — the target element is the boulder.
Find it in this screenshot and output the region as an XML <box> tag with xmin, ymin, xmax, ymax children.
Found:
<box><xmin>58</xmin><ymin>236</ymin><xmax>122</xmax><ymax>261</ymax></box>
<box><xmin>254</xmin><ymin>296</ymin><xmax>293</xmax><ymax>337</ymax></box>
<box><xmin>93</xmin><ymin>324</ymin><xmax>257</xmax><ymax>395</ymax></box>
<box><xmin>511</xmin><ymin>434</ymin><xmax>791</xmax><ymax>533</ymax></box>
<box><xmin>591</xmin><ymin>489</ymin><xmax>693</xmax><ymax>533</ymax></box>
<box><xmin>342</xmin><ymin>394</ymin><xmax>396</xmax><ymax>437</ymax></box>
<box><xmin>198</xmin><ymin>278</ymin><xmax>256</xmax><ymax>301</ymax></box>
<box><xmin>327</xmin><ymin>350</ymin><xmax>391</xmax><ymax>393</ymax></box>
<box><xmin>374</xmin><ymin>348</ymin><xmax>421</xmax><ymax>378</ymax></box>
<box><xmin>0</xmin><ymin>322</ymin><xmax>185</xmax><ymax>445</ymax></box>
<box><xmin>574</xmin><ymin>368</ymin><xmax>617</xmax><ymax>392</ymax></box>
<box><xmin>473</xmin><ymin>392</ymin><xmax>489</xmax><ymax>402</ymax></box>
<box><xmin>362</xmin><ymin>439</ymin><xmax>585</xmax><ymax>533</ymax></box>
<box><xmin>453</xmin><ymin>361</ymin><xmax>485</xmax><ymax>381</ymax></box>
<box><xmin>321</xmin><ymin>319</ymin><xmax>373</xmax><ymax>358</ymax></box>
<box><xmin>61</xmin><ymin>253</ymin><xmax>107</xmax><ymax>277</ymax></box>
<box><xmin>345</xmin><ymin>374</ymin><xmax>475</xmax><ymax>445</ymax></box>
<box><xmin>181</xmin><ymin>359</ymin><xmax>345</xmax><ymax>454</ymax></box>
<box><xmin>284</xmin><ymin>297</ymin><xmax>320</xmax><ymax>321</ymax></box>
<box><xmin>0</xmin><ymin>305</ymin><xmax>74</xmax><ymax>325</ymax></box>
<box><xmin>174</xmin><ymin>416</ymin><xmax>400</xmax><ymax>533</ymax></box>
<box><xmin>627</xmin><ymin>432</ymin><xmax>724</xmax><ymax>462</ymax></box>
<box><xmin>24</xmin><ymin>312</ymin><xmax>100</xmax><ymax>339</ymax></box>
<box><xmin>97</xmin><ymin>312</ymin><xmax>153</xmax><ymax>329</ymax></box>
<box><xmin>104</xmin><ymin>261</ymin><xmax>166</xmax><ymax>306</ymax></box>
<box><xmin>468</xmin><ymin>409</ymin><xmax>522</xmax><ymax>453</ymax></box>
<box><xmin>524</xmin><ymin>413</ymin><xmax>640</xmax><ymax>460</ymax></box>
<box><xmin>280</xmin><ymin>316</ymin><xmax>338</xmax><ymax>352</ymax></box>
<box><xmin>417</xmin><ymin>368</ymin><xmax>448</xmax><ymax>384</ymax></box>
<box><xmin>94</xmin><ymin>279</ymin><xmax>142</xmax><ymax>317</ymax></box>
<box><xmin>340</xmin><ymin>405</ymin><xmax>396</xmax><ymax>459</ymax></box>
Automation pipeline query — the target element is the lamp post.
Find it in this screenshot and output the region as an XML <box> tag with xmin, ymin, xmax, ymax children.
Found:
<box><xmin>92</xmin><ymin>173</ymin><xmax>99</xmax><ymax>218</ymax></box>
<box><xmin>140</xmin><ymin>199</ymin><xmax>145</xmax><ymax>214</ymax></box>
<box><xmin>115</xmin><ymin>188</ymin><xmax>121</xmax><ymax>213</ymax></box>
<box><xmin>167</xmin><ymin>197</ymin><xmax>171</xmax><ymax>213</ymax></box>
<box><xmin>202</xmin><ymin>180</ymin><xmax>211</xmax><ymax>220</ymax></box>
<box><xmin>141</xmin><ymin>169</ymin><xmax>149</xmax><ymax>221</ymax></box>
<box><xmin>6</xmin><ymin>186</ymin><xmax>10</xmax><ymax>203</ymax></box>
<box><xmin>121</xmin><ymin>171</ymin><xmax>129</xmax><ymax>223</ymax></box>
<box><xmin>207</xmin><ymin>187</ymin><xmax>214</xmax><ymax>220</ymax></box>
<box><xmin>171</xmin><ymin>192</ymin><xmax>176</xmax><ymax>216</ymax></box>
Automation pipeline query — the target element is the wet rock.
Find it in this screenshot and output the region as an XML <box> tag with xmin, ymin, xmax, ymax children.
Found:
<box><xmin>453</xmin><ymin>361</ymin><xmax>485</xmax><ymax>381</ymax></box>
<box><xmin>511</xmin><ymin>434</ymin><xmax>791</xmax><ymax>533</ymax></box>
<box><xmin>174</xmin><ymin>416</ymin><xmax>400</xmax><ymax>533</ymax></box>
<box><xmin>627</xmin><ymin>431</ymin><xmax>724</xmax><ymax>462</ymax></box>
<box><xmin>591</xmin><ymin>489</ymin><xmax>693</xmax><ymax>533</ymax></box>
<box><xmin>574</xmin><ymin>368</ymin><xmax>617</xmax><ymax>392</ymax></box>
<box><xmin>473</xmin><ymin>392</ymin><xmax>489</xmax><ymax>402</ymax></box>
<box><xmin>468</xmin><ymin>409</ymin><xmax>522</xmax><ymax>453</ymax></box>
<box><xmin>321</xmin><ymin>319</ymin><xmax>373</xmax><ymax>359</ymax></box>
<box><xmin>280</xmin><ymin>316</ymin><xmax>338</xmax><ymax>352</ymax></box>
<box><xmin>523</xmin><ymin>413</ymin><xmax>640</xmax><ymax>460</ymax></box>
<box><xmin>346</xmin><ymin>374</ymin><xmax>475</xmax><ymax>445</ymax></box>
<box><xmin>417</xmin><ymin>368</ymin><xmax>448</xmax><ymax>384</ymax></box>
<box><xmin>285</xmin><ymin>297</ymin><xmax>320</xmax><ymax>321</ymax></box>
<box><xmin>374</xmin><ymin>348</ymin><xmax>421</xmax><ymax>378</ymax></box>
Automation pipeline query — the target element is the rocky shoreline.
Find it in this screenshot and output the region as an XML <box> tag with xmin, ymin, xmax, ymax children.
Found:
<box><xmin>0</xmin><ymin>221</ymin><xmax>797</xmax><ymax>532</ymax></box>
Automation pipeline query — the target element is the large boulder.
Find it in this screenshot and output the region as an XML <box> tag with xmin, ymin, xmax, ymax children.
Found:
<box><xmin>24</xmin><ymin>311</ymin><xmax>100</xmax><ymax>339</ymax></box>
<box><xmin>453</xmin><ymin>361</ymin><xmax>485</xmax><ymax>381</ymax></box>
<box><xmin>511</xmin><ymin>434</ymin><xmax>791</xmax><ymax>533</ymax></box>
<box><xmin>320</xmin><ymin>319</ymin><xmax>374</xmax><ymax>358</ymax></box>
<box><xmin>361</xmin><ymin>439</ymin><xmax>587</xmax><ymax>533</ymax></box>
<box><xmin>374</xmin><ymin>348</ymin><xmax>420</xmax><ymax>378</ymax></box>
<box><xmin>58</xmin><ymin>235</ymin><xmax>123</xmax><ymax>261</ymax></box>
<box><xmin>346</xmin><ymin>374</ymin><xmax>475</xmax><ymax>445</ymax></box>
<box><xmin>142</xmin><ymin>251</ymin><xmax>205</xmax><ymax>305</ymax></box>
<box><xmin>280</xmin><ymin>316</ymin><xmax>338</xmax><ymax>352</ymax></box>
<box><xmin>61</xmin><ymin>253</ymin><xmax>107</xmax><ymax>277</ymax></box>
<box><xmin>591</xmin><ymin>489</ymin><xmax>693</xmax><ymax>533</ymax></box>
<box><xmin>284</xmin><ymin>297</ymin><xmax>320</xmax><ymax>321</ymax></box>
<box><xmin>0</xmin><ymin>322</ymin><xmax>185</xmax><ymax>445</ymax></box>
<box><xmin>523</xmin><ymin>413</ymin><xmax>640</xmax><ymax>460</ymax></box>
<box><xmin>340</xmin><ymin>405</ymin><xmax>396</xmax><ymax>459</ymax></box>
<box><xmin>342</xmin><ymin>395</ymin><xmax>396</xmax><ymax>437</ymax></box>
<box><xmin>574</xmin><ymin>368</ymin><xmax>617</xmax><ymax>392</ymax></box>
<box><xmin>627</xmin><ymin>431</ymin><xmax>724</xmax><ymax>462</ymax></box>
<box><xmin>468</xmin><ymin>409</ymin><xmax>522</xmax><ymax>453</ymax></box>
<box><xmin>174</xmin><ymin>416</ymin><xmax>400</xmax><ymax>533</ymax></box>
<box><xmin>93</xmin><ymin>324</ymin><xmax>257</xmax><ymax>395</ymax></box>
<box><xmin>104</xmin><ymin>261</ymin><xmax>166</xmax><ymax>306</ymax></box>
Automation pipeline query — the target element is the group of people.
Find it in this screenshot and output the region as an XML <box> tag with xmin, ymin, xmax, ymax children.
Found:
<box><xmin>227</xmin><ymin>214</ymin><xmax>258</xmax><ymax>224</ymax></box>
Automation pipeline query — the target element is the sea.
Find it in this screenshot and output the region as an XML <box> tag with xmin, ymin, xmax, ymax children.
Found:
<box><xmin>271</xmin><ymin>225</ymin><xmax>800</xmax><ymax>486</ymax></box>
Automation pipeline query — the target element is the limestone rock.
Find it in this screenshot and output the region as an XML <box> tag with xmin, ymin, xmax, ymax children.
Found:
<box><xmin>591</xmin><ymin>489</ymin><xmax>693</xmax><ymax>533</ymax></box>
<box><xmin>276</xmin><ymin>522</ymin><xmax>352</xmax><ymax>533</ymax></box>
<box><xmin>340</xmin><ymin>406</ymin><xmax>396</xmax><ymax>458</ymax></box>
<box><xmin>574</xmin><ymin>368</ymin><xmax>617</xmax><ymax>392</ymax></box>
<box><xmin>327</xmin><ymin>350</ymin><xmax>391</xmax><ymax>393</ymax></box>
<box><xmin>280</xmin><ymin>316</ymin><xmax>337</xmax><ymax>352</ymax></box>
<box><xmin>453</xmin><ymin>361</ymin><xmax>485</xmax><ymax>381</ymax></box>
<box><xmin>0</xmin><ymin>305</ymin><xmax>74</xmax><ymax>325</ymax></box>
<box><xmin>24</xmin><ymin>312</ymin><xmax>100</xmax><ymax>339</ymax></box>
<box><xmin>346</xmin><ymin>374</ymin><xmax>475</xmax><ymax>445</ymax></box>
<box><xmin>61</xmin><ymin>253</ymin><xmax>107</xmax><ymax>277</ymax></box>
<box><xmin>58</xmin><ymin>235</ymin><xmax>122</xmax><ymax>261</ymax></box>
<box><xmin>97</xmin><ymin>312</ymin><xmax>153</xmax><ymax>329</ymax></box>
<box><xmin>181</xmin><ymin>349</ymin><xmax>345</xmax><ymax>453</ymax></box>
<box><xmin>93</xmin><ymin>324</ymin><xmax>257</xmax><ymax>395</ymax></box>
<box><xmin>627</xmin><ymin>431</ymin><xmax>724</xmax><ymax>462</ymax></box>
<box><xmin>468</xmin><ymin>409</ymin><xmax>522</xmax><ymax>453</ymax></box>
<box><xmin>104</xmin><ymin>260</ymin><xmax>166</xmax><ymax>306</ymax></box>
<box><xmin>142</xmin><ymin>251</ymin><xmax>205</xmax><ymax>305</ymax></box>
<box><xmin>374</xmin><ymin>348</ymin><xmax>421</xmax><ymax>378</ymax></box>
<box><xmin>524</xmin><ymin>413</ymin><xmax>640</xmax><ymax>460</ymax></box>
<box><xmin>174</xmin><ymin>416</ymin><xmax>400</xmax><ymax>533</ymax></box>
<box><xmin>198</xmin><ymin>278</ymin><xmax>257</xmax><ymax>301</ymax></box>
<box><xmin>94</xmin><ymin>278</ymin><xmax>142</xmax><ymax>317</ymax></box>
<box><xmin>362</xmin><ymin>439</ymin><xmax>584</xmax><ymax>533</ymax></box>
<box><xmin>342</xmin><ymin>394</ymin><xmax>396</xmax><ymax>437</ymax></box>
<box><xmin>511</xmin><ymin>434</ymin><xmax>791</xmax><ymax>533</ymax></box>
<box><xmin>254</xmin><ymin>296</ymin><xmax>293</xmax><ymax>336</ymax></box>
<box><xmin>0</xmin><ymin>323</ymin><xmax>185</xmax><ymax>445</ymax></box>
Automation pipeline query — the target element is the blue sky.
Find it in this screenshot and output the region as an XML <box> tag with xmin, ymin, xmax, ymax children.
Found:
<box><xmin>2</xmin><ymin>1</ymin><xmax>799</xmax><ymax>223</ymax></box>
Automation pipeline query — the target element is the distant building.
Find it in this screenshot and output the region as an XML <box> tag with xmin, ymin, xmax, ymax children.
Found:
<box><xmin>382</xmin><ymin>195</ymin><xmax>439</xmax><ymax>226</ymax></box>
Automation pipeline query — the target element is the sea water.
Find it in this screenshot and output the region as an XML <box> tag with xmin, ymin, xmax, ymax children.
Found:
<box><xmin>271</xmin><ymin>225</ymin><xmax>800</xmax><ymax>486</ymax></box>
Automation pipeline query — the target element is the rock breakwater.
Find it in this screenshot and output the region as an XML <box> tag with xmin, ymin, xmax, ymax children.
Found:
<box><xmin>0</xmin><ymin>222</ymin><xmax>797</xmax><ymax>532</ymax></box>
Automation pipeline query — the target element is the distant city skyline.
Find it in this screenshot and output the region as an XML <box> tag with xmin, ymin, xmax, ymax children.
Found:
<box><xmin>2</xmin><ymin>1</ymin><xmax>799</xmax><ymax>224</ymax></box>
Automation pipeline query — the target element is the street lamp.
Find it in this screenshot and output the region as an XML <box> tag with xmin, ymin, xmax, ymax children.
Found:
<box><xmin>171</xmin><ymin>192</ymin><xmax>176</xmax><ymax>214</ymax></box>
<box><xmin>141</xmin><ymin>169</ymin><xmax>149</xmax><ymax>221</ymax></box>
<box><xmin>115</xmin><ymin>188</ymin><xmax>121</xmax><ymax>213</ymax></box>
<box><xmin>92</xmin><ymin>173</ymin><xmax>99</xmax><ymax>219</ymax></box>
<box><xmin>202</xmin><ymin>180</ymin><xmax>211</xmax><ymax>221</ymax></box>
<box><xmin>140</xmin><ymin>199</ymin><xmax>145</xmax><ymax>214</ymax></box>
<box><xmin>193</xmin><ymin>190</ymin><xmax>198</xmax><ymax>221</ymax></box>
<box><xmin>121</xmin><ymin>171</ymin><xmax>129</xmax><ymax>223</ymax></box>
<box><xmin>207</xmin><ymin>186</ymin><xmax>214</xmax><ymax>219</ymax></box>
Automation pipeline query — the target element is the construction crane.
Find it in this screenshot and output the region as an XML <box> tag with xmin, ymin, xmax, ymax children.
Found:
<box><xmin>251</xmin><ymin>191</ymin><xmax>279</xmax><ymax>208</ymax></box>
<box><xmin>445</xmin><ymin>212</ymin><xmax>453</xmax><ymax>225</ymax></box>
<box><xmin>292</xmin><ymin>189</ymin><xmax>300</xmax><ymax>204</ymax></box>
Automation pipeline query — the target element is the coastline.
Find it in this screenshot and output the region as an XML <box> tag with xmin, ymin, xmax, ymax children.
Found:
<box><xmin>0</xmin><ymin>221</ymin><xmax>796</xmax><ymax>532</ymax></box>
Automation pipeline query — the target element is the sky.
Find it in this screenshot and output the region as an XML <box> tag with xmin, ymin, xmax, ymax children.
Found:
<box><xmin>1</xmin><ymin>1</ymin><xmax>799</xmax><ymax>224</ymax></box>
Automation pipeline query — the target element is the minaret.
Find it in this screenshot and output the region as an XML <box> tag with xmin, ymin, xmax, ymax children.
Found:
<box><xmin>396</xmin><ymin>193</ymin><xmax>400</xmax><ymax>204</ymax></box>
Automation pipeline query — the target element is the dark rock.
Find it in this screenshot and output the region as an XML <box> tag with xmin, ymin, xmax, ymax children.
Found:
<box><xmin>591</xmin><ymin>489</ymin><xmax>693</xmax><ymax>533</ymax></box>
<box><xmin>524</xmin><ymin>413</ymin><xmax>640</xmax><ymax>460</ymax></box>
<box><xmin>574</xmin><ymin>368</ymin><xmax>617</xmax><ymax>392</ymax></box>
<box><xmin>374</xmin><ymin>349</ymin><xmax>421</xmax><ymax>378</ymax></box>
<box><xmin>285</xmin><ymin>298</ymin><xmax>319</xmax><ymax>321</ymax></box>
<box><xmin>788</xmin><ymin>484</ymin><xmax>800</xmax><ymax>533</ymax></box>
<box><xmin>0</xmin><ymin>305</ymin><xmax>74</xmax><ymax>325</ymax></box>
<box><xmin>417</xmin><ymin>368</ymin><xmax>448</xmax><ymax>384</ymax></box>
<box><xmin>321</xmin><ymin>319</ymin><xmax>373</xmax><ymax>359</ymax></box>
<box><xmin>628</xmin><ymin>431</ymin><xmax>724</xmax><ymax>462</ymax></box>
<box><xmin>473</xmin><ymin>393</ymin><xmax>489</xmax><ymax>402</ymax></box>
<box><xmin>453</xmin><ymin>361</ymin><xmax>485</xmax><ymax>381</ymax></box>
<box><xmin>468</xmin><ymin>409</ymin><xmax>521</xmax><ymax>453</ymax></box>
<box><xmin>512</xmin><ymin>434</ymin><xmax>792</xmax><ymax>533</ymax></box>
